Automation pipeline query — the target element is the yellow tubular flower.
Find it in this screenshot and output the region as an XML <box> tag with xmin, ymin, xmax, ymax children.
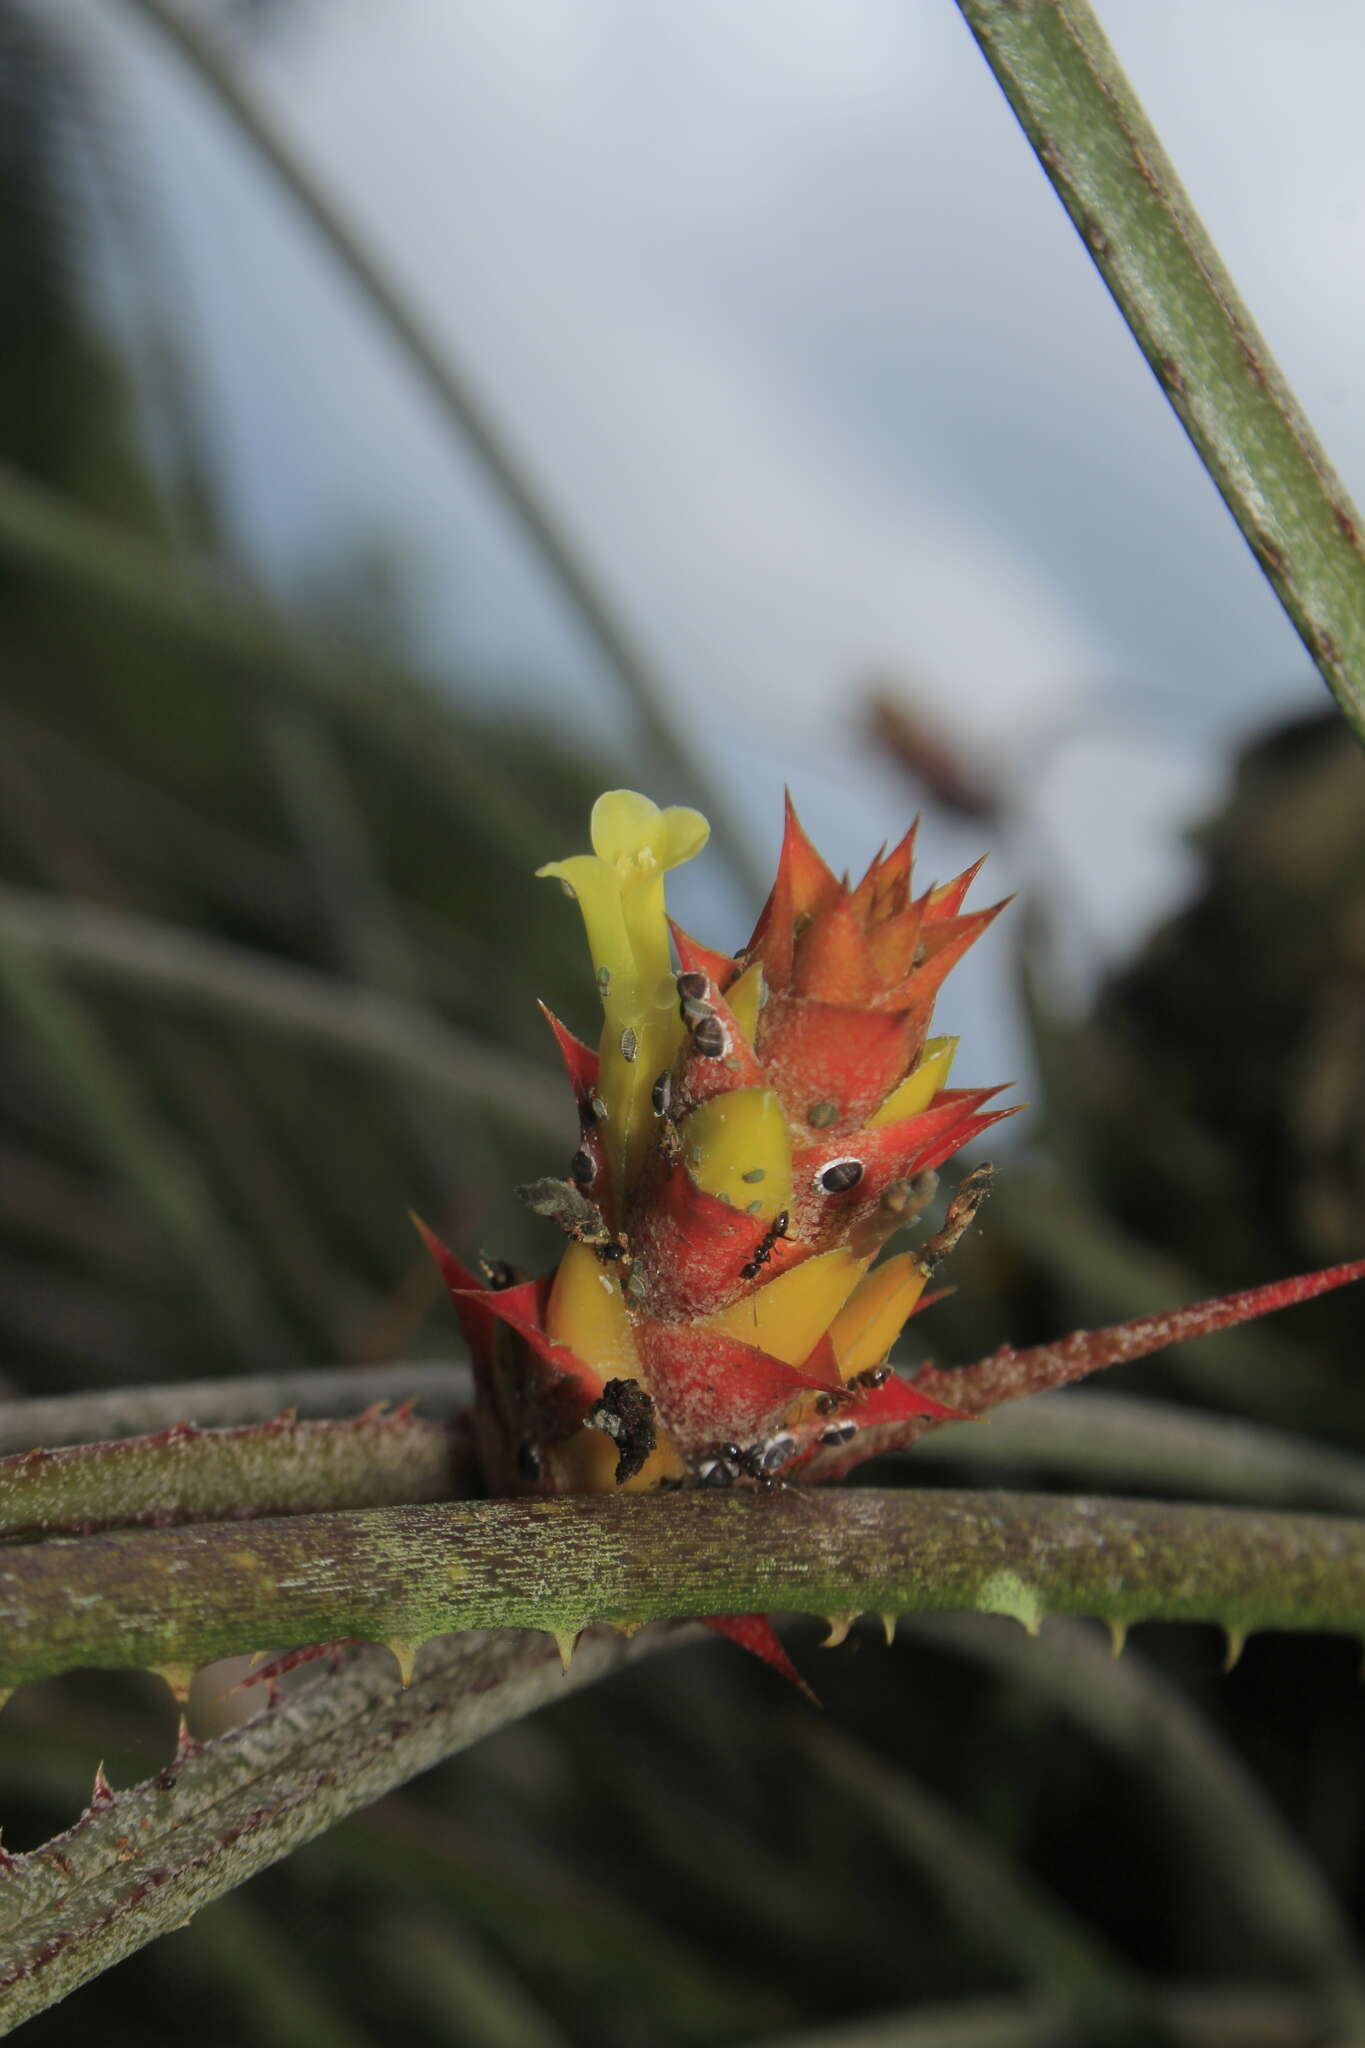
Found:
<box><xmin>538</xmin><ymin>791</ymin><xmax>709</xmax><ymax>1206</ymax></box>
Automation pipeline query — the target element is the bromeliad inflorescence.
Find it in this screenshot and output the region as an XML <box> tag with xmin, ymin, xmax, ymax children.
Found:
<box><xmin>418</xmin><ymin>791</ymin><xmax>1365</xmax><ymax>1679</ymax></box>
<box><xmin>420</xmin><ymin>790</ymin><xmax>1012</xmax><ymax>1507</ymax></box>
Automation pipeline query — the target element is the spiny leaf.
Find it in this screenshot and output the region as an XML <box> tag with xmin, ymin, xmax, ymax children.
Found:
<box><xmin>2</xmin><ymin>1490</ymin><xmax>1364</xmax><ymax>1690</ymax></box>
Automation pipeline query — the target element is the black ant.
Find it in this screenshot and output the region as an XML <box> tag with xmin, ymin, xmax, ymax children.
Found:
<box><xmin>740</xmin><ymin>1209</ymin><xmax>793</xmax><ymax>1281</ymax></box>
<box><xmin>693</xmin><ymin>1432</ymin><xmax>800</xmax><ymax>1489</ymax></box>
<box><xmin>849</xmin><ymin>1364</ymin><xmax>890</xmax><ymax>1389</ymax></box>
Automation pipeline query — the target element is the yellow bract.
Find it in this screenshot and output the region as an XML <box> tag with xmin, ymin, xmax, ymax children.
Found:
<box><xmin>538</xmin><ymin>791</ymin><xmax>710</xmax><ymax>1206</ymax></box>
<box><xmin>699</xmin><ymin>1247</ymin><xmax>867</xmax><ymax>1365</ymax></box>
<box><xmin>684</xmin><ymin>1087</ymin><xmax>793</xmax><ymax>1221</ymax></box>
<box><xmin>545</xmin><ymin>1241</ymin><xmax>641</xmax><ymax>1380</ymax></box>
<box><xmin>545</xmin><ymin>1242</ymin><xmax>685</xmax><ymax>1490</ymax></box>
<box><xmin>825</xmin><ymin>1252</ymin><xmax>928</xmax><ymax>1379</ymax></box>
<box><xmin>868</xmin><ymin>1035</ymin><xmax>957</xmax><ymax>1129</ymax></box>
<box><xmin>725</xmin><ymin>959</ymin><xmax>764</xmax><ymax>1044</ymax></box>
<box><xmin>556</xmin><ymin>1428</ymin><xmax>685</xmax><ymax>1493</ymax></box>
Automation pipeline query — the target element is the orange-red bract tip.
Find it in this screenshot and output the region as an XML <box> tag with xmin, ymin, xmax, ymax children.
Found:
<box><xmin>923</xmin><ymin>854</ymin><xmax>990</xmax><ymax>923</ymax></box>
<box><xmin>410</xmin><ymin>1211</ymin><xmax>477</xmax><ymax>1292</ymax></box>
<box><xmin>669</xmin><ymin>922</ymin><xmax>740</xmax><ymax>990</ymax></box>
<box><xmin>850</xmin><ymin>819</ymin><xmax>919</xmax><ymax>920</ymax></box>
<box><xmin>743</xmin><ymin>791</ymin><xmax>841</xmax><ymax>981</ymax></box>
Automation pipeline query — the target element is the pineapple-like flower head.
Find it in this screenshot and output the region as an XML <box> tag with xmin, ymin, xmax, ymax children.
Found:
<box><xmin>422</xmin><ymin>789</ymin><xmax>1013</xmax><ymax>1498</ymax></box>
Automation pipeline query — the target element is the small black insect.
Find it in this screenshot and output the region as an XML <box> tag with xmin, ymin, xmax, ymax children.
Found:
<box><xmin>817</xmin><ymin>1157</ymin><xmax>864</xmax><ymax>1194</ymax></box>
<box><xmin>676</xmin><ymin>970</ymin><xmax>709</xmax><ymax>1001</ymax></box>
<box><xmin>480</xmin><ymin>1257</ymin><xmax>521</xmax><ymax>1292</ymax></box>
<box><xmin>691</xmin><ymin>1435</ymin><xmax>798</xmax><ymax>1491</ymax></box>
<box><xmin>694</xmin><ymin>1441</ymin><xmax>759</xmax><ymax>1488</ymax></box>
<box><xmin>651</xmin><ymin>1071</ymin><xmax>673</xmax><ymax>1116</ymax></box>
<box><xmin>819</xmin><ymin>1421</ymin><xmax>857</xmax><ymax>1447</ymax></box>
<box><xmin>851</xmin><ymin>1364</ymin><xmax>891</xmax><ymax>1389</ymax></box>
<box><xmin>740</xmin><ymin>1209</ymin><xmax>792</xmax><ymax>1280</ymax></box>
<box><xmin>569</xmin><ymin>1147</ymin><xmax>594</xmax><ymax>1186</ymax></box>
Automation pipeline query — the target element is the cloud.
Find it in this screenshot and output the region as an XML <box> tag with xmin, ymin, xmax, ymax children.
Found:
<box><xmin>90</xmin><ymin>0</ymin><xmax>1354</xmax><ymax>1013</ymax></box>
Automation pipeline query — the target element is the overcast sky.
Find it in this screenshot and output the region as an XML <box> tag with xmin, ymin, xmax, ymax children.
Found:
<box><xmin>73</xmin><ymin>0</ymin><xmax>1365</xmax><ymax>1093</ymax></box>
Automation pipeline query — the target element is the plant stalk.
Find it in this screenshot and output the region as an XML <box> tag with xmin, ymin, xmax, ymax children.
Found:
<box><xmin>956</xmin><ymin>0</ymin><xmax>1365</xmax><ymax>742</ymax></box>
<box><xmin>0</xmin><ymin>1410</ymin><xmax>468</xmax><ymax>1540</ymax></box>
<box><xmin>2</xmin><ymin>1489</ymin><xmax>1362</xmax><ymax>1689</ymax></box>
<box><xmin>0</xmin><ymin>1625</ymin><xmax>679</xmax><ymax>2031</ymax></box>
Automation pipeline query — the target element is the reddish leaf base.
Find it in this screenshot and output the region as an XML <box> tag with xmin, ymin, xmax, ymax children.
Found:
<box><xmin>703</xmin><ymin>1614</ymin><xmax>820</xmax><ymax>1705</ymax></box>
<box><xmin>804</xmin><ymin>1255</ymin><xmax>1365</xmax><ymax>1484</ymax></box>
<box><xmin>234</xmin><ymin>1641</ymin><xmax>359</xmax><ymax>1702</ymax></box>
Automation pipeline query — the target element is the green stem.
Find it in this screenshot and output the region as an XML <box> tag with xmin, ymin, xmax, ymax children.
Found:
<box><xmin>0</xmin><ymin>884</ymin><xmax>565</xmax><ymax>1143</ymax></box>
<box><xmin>0</xmin><ymin>934</ymin><xmax>284</xmax><ymax>1367</ymax></box>
<box><xmin>116</xmin><ymin>0</ymin><xmax>762</xmax><ymax>894</ymax></box>
<box><xmin>0</xmin><ymin>1625</ymin><xmax>677</xmax><ymax>2032</ymax></box>
<box><xmin>908</xmin><ymin>1614</ymin><xmax>1365</xmax><ymax>2022</ymax></box>
<box><xmin>2</xmin><ymin>1490</ymin><xmax>1362</xmax><ymax>1689</ymax></box>
<box><xmin>0</xmin><ymin>460</ymin><xmax>539</xmax><ymax>859</ymax></box>
<box><xmin>0</xmin><ymin>1360</ymin><xmax>469</xmax><ymax>1454</ymax></box>
<box><xmin>809</xmin><ymin>1726</ymin><xmax>1156</xmax><ymax>2032</ymax></box>
<box><xmin>956</xmin><ymin>0</ymin><xmax>1365</xmax><ymax>743</ymax></box>
<box><xmin>257</xmin><ymin>702</ymin><xmax>428</xmax><ymax>1008</ymax></box>
<box><xmin>767</xmin><ymin>1988</ymin><xmax>1328</xmax><ymax>2048</ymax></box>
<box><xmin>920</xmin><ymin>1390</ymin><xmax>1365</xmax><ymax>1513</ymax></box>
<box><xmin>0</xmin><ymin>1409</ymin><xmax>468</xmax><ymax>1540</ymax></box>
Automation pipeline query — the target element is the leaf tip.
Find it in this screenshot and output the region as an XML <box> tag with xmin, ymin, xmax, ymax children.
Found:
<box><xmin>551</xmin><ymin>1629</ymin><xmax>580</xmax><ymax>1674</ymax></box>
<box><xmin>385</xmin><ymin>1638</ymin><xmax>421</xmax><ymax>1689</ymax></box>
<box><xmin>149</xmin><ymin>1662</ymin><xmax>195</xmax><ymax>1705</ymax></box>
